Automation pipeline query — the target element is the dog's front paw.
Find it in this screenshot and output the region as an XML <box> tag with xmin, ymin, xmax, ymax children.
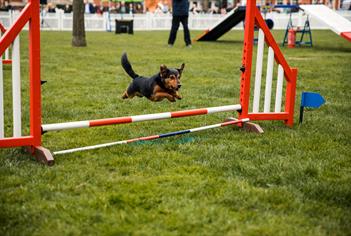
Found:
<box><xmin>122</xmin><ymin>91</ymin><xmax>128</xmax><ymax>99</ymax></box>
<box><xmin>174</xmin><ymin>91</ymin><xmax>182</xmax><ymax>100</ymax></box>
<box><xmin>168</xmin><ymin>97</ymin><xmax>176</xmax><ymax>102</ymax></box>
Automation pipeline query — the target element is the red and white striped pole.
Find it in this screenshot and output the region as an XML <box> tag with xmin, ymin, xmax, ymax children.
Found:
<box><xmin>42</xmin><ymin>104</ymin><xmax>242</xmax><ymax>132</ymax></box>
<box><xmin>53</xmin><ymin>118</ymin><xmax>249</xmax><ymax>155</ymax></box>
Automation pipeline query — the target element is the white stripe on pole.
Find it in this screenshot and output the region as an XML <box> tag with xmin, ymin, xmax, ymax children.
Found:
<box><xmin>207</xmin><ymin>104</ymin><xmax>241</xmax><ymax>114</ymax></box>
<box><xmin>264</xmin><ymin>46</ymin><xmax>274</xmax><ymax>113</ymax></box>
<box><xmin>131</xmin><ymin>112</ymin><xmax>171</xmax><ymax>122</ymax></box>
<box><xmin>253</xmin><ymin>29</ymin><xmax>265</xmax><ymax>113</ymax></box>
<box><xmin>274</xmin><ymin>64</ymin><xmax>284</xmax><ymax>113</ymax></box>
<box><xmin>189</xmin><ymin>118</ymin><xmax>249</xmax><ymax>133</ymax></box>
<box><xmin>0</xmin><ymin>57</ymin><xmax>3</xmax><ymax>138</ymax></box>
<box><xmin>12</xmin><ymin>35</ymin><xmax>21</xmax><ymax>137</ymax></box>
<box><xmin>42</xmin><ymin>121</ymin><xmax>90</xmax><ymax>132</ymax></box>
<box><xmin>53</xmin><ymin>140</ymin><xmax>128</xmax><ymax>155</ymax></box>
<box><xmin>190</xmin><ymin>123</ymin><xmax>222</xmax><ymax>132</ymax></box>
<box><xmin>5</xmin><ymin>47</ymin><xmax>9</xmax><ymax>61</ymax></box>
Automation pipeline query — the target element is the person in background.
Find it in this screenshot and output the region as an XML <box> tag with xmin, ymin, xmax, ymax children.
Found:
<box><xmin>120</xmin><ymin>1</ymin><xmax>126</xmax><ymax>14</ymax></box>
<box><xmin>0</xmin><ymin>0</ymin><xmax>11</xmax><ymax>12</ymax></box>
<box><xmin>47</xmin><ymin>2</ymin><xmax>56</xmax><ymax>13</ymax></box>
<box><xmin>63</xmin><ymin>4</ymin><xmax>71</xmax><ymax>13</ymax></box>
<box><xmin>167</xmin><ymin>0</ymin><xmax>192</xmax><ymax>48</ymax></box>
<box><xmin>135</xmin><ymin>3</ymin><xmax>143</xmax><ymax>13</ymax></box>
<box><xmin>94</xmin><ymin>3</ymin><xmax>103</xmax><ymax>15</ymax></box>
<box><xmin>128</xmin><ymin>3</ymin><xmax>134</xmax><ymax>15</ymax></box>
<box><xmin>84</xmin><ymin>0</ymin><xmax>95</xmax><ymax>14</ymax></box>
<box><xmin>207</xmin><ymin>1</ymin><xmax>218</xmax><ymax>14</ymax></box>
<box><xmin>156</xmin><ymin>0</ymin><xmax>169</xmax><ymax>14</ymax></box>
<box><xmin>190</xmin><ymin>2</ymin><xmax>201</xmax><ymax>14</ymax></box>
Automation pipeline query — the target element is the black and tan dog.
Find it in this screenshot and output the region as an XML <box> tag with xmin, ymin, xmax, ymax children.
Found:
<box><xmin>121</xmin><ymin>53</ymin><xmax>184</xmax><ymax>102</ymax></box>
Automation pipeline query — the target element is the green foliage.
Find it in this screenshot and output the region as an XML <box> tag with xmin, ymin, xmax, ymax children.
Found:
<box><xmin>0</xmin><ymin>30</ymin><xmax>350</xmax><ymax>235</ymax></box>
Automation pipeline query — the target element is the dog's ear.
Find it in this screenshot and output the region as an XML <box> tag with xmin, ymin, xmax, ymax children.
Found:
<box><xmin>160</xmin><ymin>64</ymin><xmax>168</xmax><ymax>78</ymax></box>
<box><xmin>178</xmin><ymin>63</ymin><xmax>185</xmax><ymax>76</ymax></box>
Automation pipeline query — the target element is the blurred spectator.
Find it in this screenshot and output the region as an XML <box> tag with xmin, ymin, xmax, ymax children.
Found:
<box><xmin>94</xmin><ymin>3</ymin><xmax>103</xmax><ymax>14</ymax></box>
<box><xmin>102</xmin><ymin>4</ymin><xmax>109</xmax><ymax>13</ymax></box>
<box><xmin>63</xmin><ymin>4</ymin><xmax>72</xmax><ymax>13</ymax></box>
<box><xmin>156</xmin><ymin>0</ymin><xmax>169</xmax><ymax>13</ymax></box>
<box><xmin>47</xmin><ymin>2</ymin><xmax>56</xmax><ymax>13</ymax></box>
<box><xmin>190</xmin><ymin>2</ymin><xmax>202</xmax><ymax>14</ymax></box>
<box><xmin>120</xmin><ymin>1</ymin><xmax>126</xmax><ymax>14</ymax></box>
<box><xmin>220</xmin><ymin>7</ymin><xmax>226</xmax><ymax>15</ymax></box>
<box><xmin>84</xmin><ymin>0</ymin><xmax>95</xmax><ymax>14</ymax></box>
<box><xmin>207</xmin><ymin>2</ymin><xmax>218</xmax><ymax>13</ymax></box>
<box><xmin>0</xmin><ymin>0</ymin><xmax>11</xmax><ymax>12</ymax></box>
<box><xmin>135</xmin><ymin>3</ymin><xmax>144</xmax><ymax>13</ymax></box>
<box><xmin>110</xmin><ymin>2</ymin><xmax>119</xmax><ymax>13</ymax></box>
<box><xmin>128</xmin><ymin>3</ymin><xmax>134</xmax><ymax>15</ymax></box>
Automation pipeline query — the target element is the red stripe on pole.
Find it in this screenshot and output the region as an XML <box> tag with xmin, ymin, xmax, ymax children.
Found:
<box><xmin>220</xmin><ymin>120</ymin><xmax>239</xmax><ymax>127</ymax></box>
<box><xmin>3</xmin><ymin>59</ymin><xmax>12</xmax><ymax>64</ymax></box>
<box><xmin>341</xmin><ymin>32</ymin><xmax>351</xmax><ymax>42</ymax></box>
<box><xmin>90</xmin><ymin>117</ymin><xmax>133</xmax><ymax>127</ymax></box>
<box><xmin>171</xmin><ymin>109</ymin><xmax>208</xmax><ymax>118</ymax></box>
<box><xmin>127</xmin><ymin>135</ymin><xmax>159</xmax><ymax>143</ymax></box>
<box><xmin>140</xmin><ymin>135</ymin><xmax>159</xmax><ymax>141</ymax></box>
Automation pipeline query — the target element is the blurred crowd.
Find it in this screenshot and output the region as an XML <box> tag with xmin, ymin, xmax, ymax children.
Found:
<box><xmin>0</xmin><ymin>0</ymin><xmax>348</xmax><ymax>14</ymax></box>
<box><xmin>0</xmin><ymin>0</ymin><xmax>238</xmax><ymax>15</ymax></box>
<box><xmin>39</xmin><ymin>0</ymin><xmax>235</xmax><ymax>15</ymax></box>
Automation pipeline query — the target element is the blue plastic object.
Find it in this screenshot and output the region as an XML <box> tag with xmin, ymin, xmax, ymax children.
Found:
<box><xmin>301</xmin><ymin>92</ymin><xmax>325</xmax><ymax>108</ymax></box>
<box><xmin>299</xmin><ymin>92</ymin><xmax>325</xmax><ymax>124</ymax></box>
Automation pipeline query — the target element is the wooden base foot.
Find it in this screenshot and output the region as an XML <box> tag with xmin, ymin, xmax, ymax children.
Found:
<box><xmin>25</xmin><ymin>146</ymin><xmax>55</xmax><ymax>166</ymax></box>
<box><xmin>226</xmin><ymin>117</ymin><xmax>264</xmax><ymax>134</ymax></box>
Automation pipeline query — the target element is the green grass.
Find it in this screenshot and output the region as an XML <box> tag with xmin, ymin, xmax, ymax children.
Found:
<box><xmin>0</xmin><ymin>30</ymin><xmax>350</xmax><ymax>235</ymax></box>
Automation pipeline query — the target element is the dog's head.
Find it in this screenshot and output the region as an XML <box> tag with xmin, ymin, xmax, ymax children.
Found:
<box><xmin>160</xmin><ymin>63</ymin><xmax>185</xmax><ymax>91</ymax></box>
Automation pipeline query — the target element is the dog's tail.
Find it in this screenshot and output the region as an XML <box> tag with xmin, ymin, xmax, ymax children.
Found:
<box><xmin>121</xmin><ymin>52</ymin><xmax>139</xmax><ymax>79</ymax></box>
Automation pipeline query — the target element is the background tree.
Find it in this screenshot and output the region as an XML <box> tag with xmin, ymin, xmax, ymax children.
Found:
<box><xmin>72</xmin><ymin>0</ymin><xmax>87</xmax><ymax>47</ymax></box>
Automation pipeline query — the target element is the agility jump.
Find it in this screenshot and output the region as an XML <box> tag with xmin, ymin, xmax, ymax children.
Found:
<box><xmin>0</xmin><ymin>0</ymin><xmax>297</xmax><ymax>165</ymax></box>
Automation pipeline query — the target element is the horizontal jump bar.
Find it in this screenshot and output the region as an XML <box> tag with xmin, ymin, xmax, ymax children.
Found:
<box><xmin>42</xmin><ymin>104</ymin><xmax>242</xmax><ymax>132</ymax></box>
<box><xmin>53</xmin><ymin>118</ymin><xmax>249</xmax><ymax>155</ymax></box>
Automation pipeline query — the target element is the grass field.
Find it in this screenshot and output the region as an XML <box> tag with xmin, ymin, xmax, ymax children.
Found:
<box><xmin>0</xmin><ymin>29</ymin><xmax>350</xmax><ymax>235</ymax></box>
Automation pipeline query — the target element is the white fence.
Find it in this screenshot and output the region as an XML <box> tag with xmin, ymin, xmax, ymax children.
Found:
<box><xmin>0</xmin><ymin>10</ymin><xmax>350</xmax><ymax>31</ymax></box>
